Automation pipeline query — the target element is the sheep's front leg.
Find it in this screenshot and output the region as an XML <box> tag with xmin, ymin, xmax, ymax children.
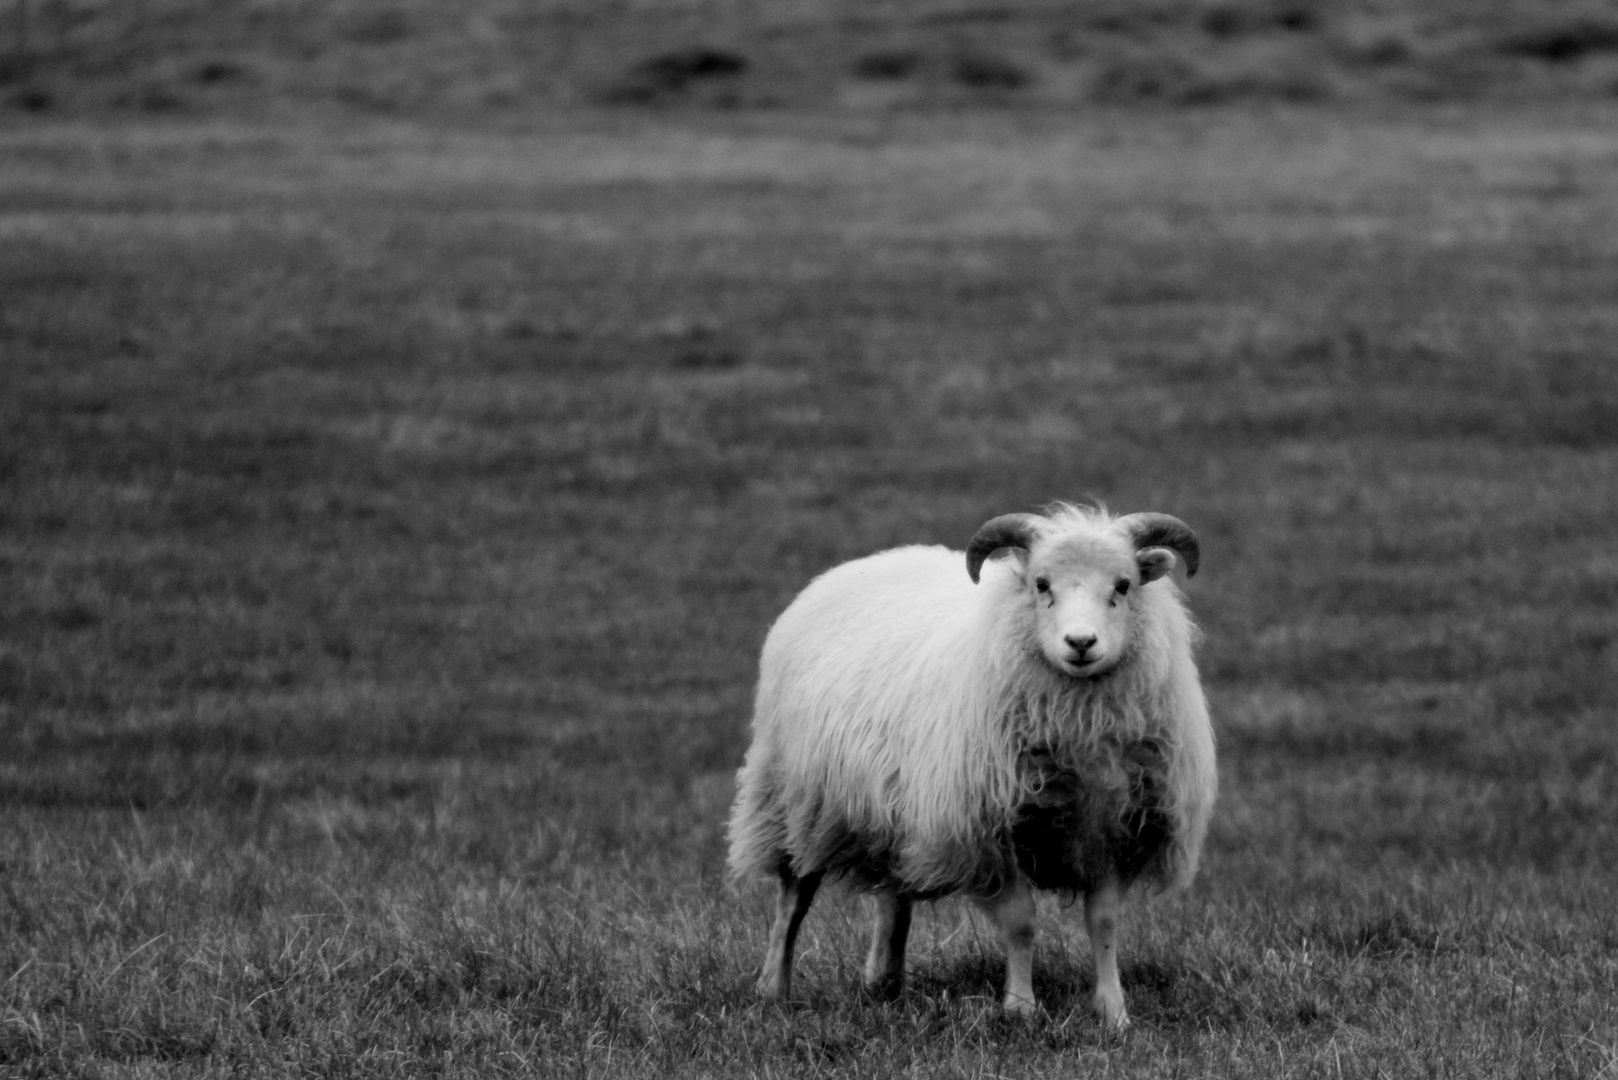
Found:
<box><xmin>977</xmin><ymin>874</ymin><xmax>1038</xmax><ymax>1015</ymax></box>
<box><xmin>757</xmin><ymin>869</ymin><xmax>822</xmax><ymax>1000</ymax></box>
<box><xmin>1084</xmin><ymin>876</ymin><xmax>1129</xmax><ymax>1030</ymax></box>
<box><xmin>862</xmin><ymin>887</ymin><xmax>912</xmax><ymax>999</ymax></box>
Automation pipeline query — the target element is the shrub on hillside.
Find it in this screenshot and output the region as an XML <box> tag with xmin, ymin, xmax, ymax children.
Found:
<box><xmin>1496</xmin><ymin>17</ymin><xmax>1618</xmax><ymax>63</ymax></box>
<box><xmin>1090</xmin><ymin>52</ymin><xmax>1204</xmax><ymax>103</ymax></box>
<box><xmin>1202</xmin><ymin>3</ymin><xmax>1321</xmax><ymax>38</ymax></box>
<box><xmin>1092</xmin><ymin>48</ymin><xmax>1330</xmax><ymax>104</ymax></box>
<box><xmin>852</xmin><ymin>49</ymin><xmax>924</xmax><ymax>81</ymax></box>
<box><xmin>600</xmin><ymin>47</ymin><xmax>749</xmax><ymax>106</ymax></box>
<box><xmin>950</xmin><ymin>49</ymin><xmax>1032</xmax><ymax>90</ymax></box>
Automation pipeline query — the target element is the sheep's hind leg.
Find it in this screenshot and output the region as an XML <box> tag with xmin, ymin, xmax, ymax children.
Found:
<box><xmin>862</xmin><ymin>887</ymin><xmax>912</xmax><ymax>999</ymax></box>
<box><xmin>1085</xmin><ymin>876</ymin><xmax>1129</xmax><ymax>1030</ymax></box>
<box><xmin>977</xmin><ymin>874</ymin><xmax>1038</xmax><ymax>1016</ymax></box>
<box><xmin>757</xmin><ymin>869</ymin><xmax>822</xmax><ymax>1000</ymax></box>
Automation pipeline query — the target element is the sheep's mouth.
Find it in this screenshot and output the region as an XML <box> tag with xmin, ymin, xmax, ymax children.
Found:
<box><xmin>1058</xmin><ymin>655</ymin><xmax>1110</xmax><ymax>679</ymax></box>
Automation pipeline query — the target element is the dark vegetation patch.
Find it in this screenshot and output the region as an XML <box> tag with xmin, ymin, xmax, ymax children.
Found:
<box><xmin>1337</xmin><ymin>34</ymin><xmax>1413</xmax><ymax>67</ymax></box>
<box><xmin>918</xmin><ymin>5</ymin><xmax>1021</xmax><ymax>27</ymax></box>
<box><xmin>193</xmin><ymin>59</ymin><xmax>252</xmax><ymax>85</ymax></box>
<box><xmin>1070</xmin><ymin>1</ymin><xmax>1188</xmax><ymax>35</ymax></box>
<box><xmin>853</xmin><ymin>49</ymin><xmax>925</xmax><ymax>80</ymax></box>
<box><xmin>114</xmin><ymin>81</ymin><xmax>188</xmax><ymax>112</ymax></box>
<box><xmin>1496</xmin><ymin>18</ymin><xmax>1618</xmax><ymax>62</ymax></box>
<box><xmin>949</xmin><ymin>49</ymin><xmax>1033</xmax><ymax>89</ymax></box>
<box><xmin>7</xmin><ymin>85</ymin><xmax>54</xmax><ymax>111</ymax></box>
<box><xmin>602</xmin><ymin>47</ymin><xmax>750</xmax><ymax>106</ymax></box>
<box><xmin>1201</xmin><ymin>4</ymin><xmax>1321</xmax><ymax>37</ymax></box>
<box><xmin>1090</xmin><ymin>54</ymin><xmax>1207</xmax><ymax>104</ymax></box>
<box><xmin>1091</xmin><ymin>51</ymin><xmax>1331</xmax><ymax>104</ymax></box>
<box><xmin>671</xmin><ymin>346</ymin><xmax>746</xmax><ymax>371</ymax></box>
<box><xmin>338</xmin><ymin>8</ymin><xmax>415</xmax><ymax>46</ymax></box>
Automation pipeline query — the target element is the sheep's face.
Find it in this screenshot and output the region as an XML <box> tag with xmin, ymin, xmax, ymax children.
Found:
<box><xmin>1022</xmin><ymin>534</ymin><xmax>1178</xmax><ymax>678</ymax></box>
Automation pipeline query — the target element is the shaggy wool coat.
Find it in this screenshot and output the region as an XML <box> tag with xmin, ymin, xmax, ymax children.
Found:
<box><xmin>728</xmin><ymin>531</ymin><xmax>1216</xmax><ymax>900</ymax></box>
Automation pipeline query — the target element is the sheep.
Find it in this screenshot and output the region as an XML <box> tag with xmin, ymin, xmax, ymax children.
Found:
<box><xmin>727</xmin><ymin>504</ymin><xmax>1217</xmax><ymax>1027</ymax></box>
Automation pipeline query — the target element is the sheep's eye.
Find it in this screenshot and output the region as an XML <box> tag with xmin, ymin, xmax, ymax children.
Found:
<box><xmin>1115</xmin><ymin>579</ymin><xmax>1131</xmax><ymax>596</ymax></box>
<box><xmin>1034</xmin><ymin>577</ymin><xmax>1050</xmax><ymax>594</ymax></box>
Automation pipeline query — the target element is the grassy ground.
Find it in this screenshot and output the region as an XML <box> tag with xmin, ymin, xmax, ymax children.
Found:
<box><xmin>2</xmin><ymin>101</ymin><xmax>1618</xmax><ymax>1076</ymax></box>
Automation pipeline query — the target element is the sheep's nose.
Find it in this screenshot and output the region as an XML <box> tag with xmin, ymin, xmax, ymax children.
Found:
<box><xmin>1064</xmin><ymin>633</ymin><xmax>1098</xmax><ymax>656</ymax></box>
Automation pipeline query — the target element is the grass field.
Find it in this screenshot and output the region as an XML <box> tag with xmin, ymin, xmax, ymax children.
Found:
<box><xmin>2</xmin><ymin>99</ymin><xmax>1618</xmax><ymax>1076</ymax></box>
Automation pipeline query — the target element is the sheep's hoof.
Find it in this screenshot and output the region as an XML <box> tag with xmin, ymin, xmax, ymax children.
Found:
<box><xmin>1003</xmin><ymin>994</ymin><xmax>1039</xmax><ymax>1018</ymax></box>
<box><xmin>755</xmin><ymin>973</ymin><xmax>787</xmax><ymax>1000</ymax></box>
<box><xmin>862</xmin><ymin>974</ymin><xmax>905</xmax><ymax>1001</ymax></box>
<box><xmin>1092</xmin><ymin>991</ymin><xmax>1130</xmax><ymax>1031</ymax></box>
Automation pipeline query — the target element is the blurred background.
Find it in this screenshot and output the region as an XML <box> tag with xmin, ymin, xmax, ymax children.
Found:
<box><xmin>2</xmin><ymin>1</ymin><xmax>1616</xmax><ymax>1076</ymax></box>
<box><xmin>10</xmin><ymin>0</ymin><xmax>1618</xmax><ymax>112</ymax></box>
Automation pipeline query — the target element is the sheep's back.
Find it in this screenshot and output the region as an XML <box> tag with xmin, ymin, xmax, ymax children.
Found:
<box><xmin>728</xmin><ymin>546</ymin><xmax>1015</xmax><ymax>887</ymax></box>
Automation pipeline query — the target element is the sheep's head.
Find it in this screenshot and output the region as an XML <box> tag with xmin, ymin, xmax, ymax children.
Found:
<box><xmin>966</xmin><ymin>509</ymin><xmax>1199</xmax><ymax>679</ymax></box>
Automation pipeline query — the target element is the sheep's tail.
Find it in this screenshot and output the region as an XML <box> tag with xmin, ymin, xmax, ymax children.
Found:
<box><xmin>727</xmin><ymin>750</ymin><xmax>789</xmax><ymax>882</ymax></box>
<box><xmin>1157</xmin><ymin>658</ymin><xmax>1217</xmax><ymax>890</ymax></box>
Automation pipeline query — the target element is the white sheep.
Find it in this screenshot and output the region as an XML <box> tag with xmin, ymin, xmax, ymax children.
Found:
<box><xmin>727</xmin><ymin>504</ymin><xmax>1216</xmax><ymax>1027</ymax></box>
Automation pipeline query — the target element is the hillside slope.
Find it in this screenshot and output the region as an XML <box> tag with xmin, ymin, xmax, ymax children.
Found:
<box><xmin>6</xmin><ymin>0</ymin><xmax>1618</xmax><ymax>117</ymax></box>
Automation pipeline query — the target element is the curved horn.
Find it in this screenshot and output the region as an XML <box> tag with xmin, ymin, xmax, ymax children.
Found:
<box><xmin>1114</xmin><ymin>512</ymin><xmax>1200</xmax><ymax>577</ymax></box>
<box><xmin>965</xmin><ymin>513</ymin><xmax>1045</xmax><ymax>584</ymax></box>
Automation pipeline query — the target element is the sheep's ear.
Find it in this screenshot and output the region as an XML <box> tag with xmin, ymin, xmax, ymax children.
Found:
<box><xmin>1136</xmin><ymin>547</ymin><xmax>1177</xmax><ymax>583</ymax></box>
<box><xmin>1114</xmin><ymin>512</ymin><xmax>1199</xmax><ymax>577</ymax></box>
